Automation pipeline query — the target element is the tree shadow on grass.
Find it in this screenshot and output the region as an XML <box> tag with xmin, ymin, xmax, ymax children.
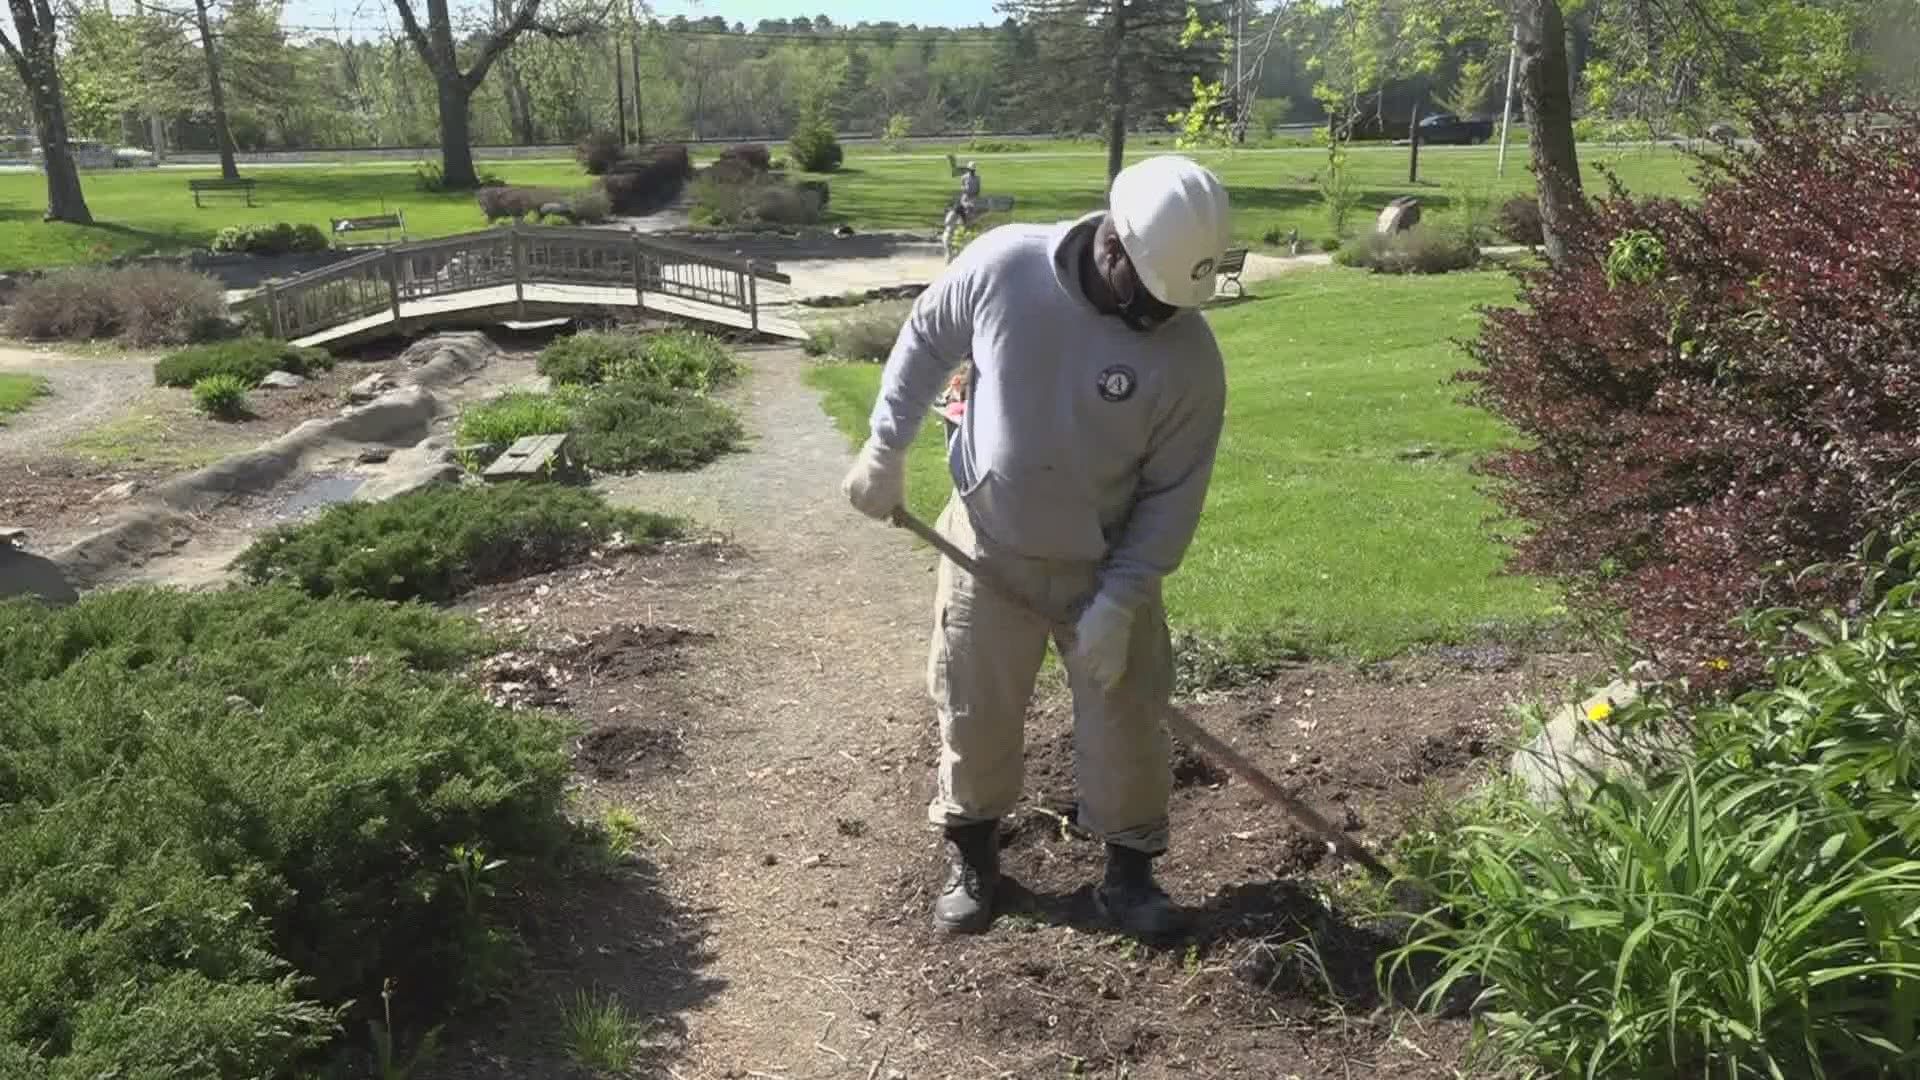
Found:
<box><xmin>419</xmin><ymin>849</ymin><xmax>725</xmax><ymax>1079</ymax></box>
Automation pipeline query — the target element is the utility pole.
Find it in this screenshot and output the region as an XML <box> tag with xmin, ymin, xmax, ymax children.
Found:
<box><xmin>1232</xmin><ymin>0</ymin><xmax>1243</xmax><ymax>140</ymax></box>
<box><xmin>132</xmin><ymin>0</ymin><xmax>167</xmax><ymax>160</ymax></box>
<box><xmin>1497</xmin><ymin>22</ymin><xmax>1518</xmax><ymax>177</ymax></box>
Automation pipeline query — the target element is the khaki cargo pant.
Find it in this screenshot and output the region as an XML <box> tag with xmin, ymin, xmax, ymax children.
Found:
<box><xmin>925</xmin><ymin>495</ymin><xmax>1174</xmax><ymax>854</ymax></box>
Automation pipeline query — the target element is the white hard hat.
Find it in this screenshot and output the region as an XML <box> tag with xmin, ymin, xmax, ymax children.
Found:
<box><xmin>966</xmin><ymin>160</ymin><xmax>977</xmax><ymax>170</ymax></box>
<box><xmin>1108</xmin><ymin>155</ymin><xmax>1232</xmax><ymax>309</ymax></box>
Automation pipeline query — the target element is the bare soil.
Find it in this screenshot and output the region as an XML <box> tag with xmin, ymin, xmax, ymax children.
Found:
<box><xmin>419</xmin><ymin>346</ymin><xmax>1594</xmax><ymax>1080</ymax></box>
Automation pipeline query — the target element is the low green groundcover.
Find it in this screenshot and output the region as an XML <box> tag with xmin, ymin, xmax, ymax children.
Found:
<box><xmin>0</xmin><ymin>586</ymin><xmax>572</xmax><ymax>1076</ymax></box>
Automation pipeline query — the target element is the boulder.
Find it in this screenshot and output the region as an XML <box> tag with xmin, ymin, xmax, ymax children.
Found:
<box><xmin>347</xmin><ymin>372</ymin><xmax>397</xmax><ymax>404</ymax></box>
<box><xmin>258</xmin><ymin>370</ymin><xmax>307</xmax><ymax>390</ymax></box>
<box><xmin>1509</xmin><ymin>676</ymin><xmax>1684</xmax><ymax>803</ymax></box>
<box><xmin>90</xmin><ymin>479</ymin><xmax>144</xmax><ymax>503</ymax></box>
<box><xmin>1375</xmin><ymin>196</ymin><xmax>1422</xmax><ymax>236</ymax></box>
<box><xmin>354</xmin><ymin>434</ymin><xmax>464</xmax><ymax>503</ymax></box>
<box><xmin>0</xmin><ymin>547</ymin><xmax>78</xmax><ymax>606</ymax></box>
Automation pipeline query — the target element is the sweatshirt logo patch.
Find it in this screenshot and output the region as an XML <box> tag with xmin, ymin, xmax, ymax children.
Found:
<box><xmin>1097</xmin><ymin>365</ymin><xmax>1138</xmax><ymax>403</ymax></box>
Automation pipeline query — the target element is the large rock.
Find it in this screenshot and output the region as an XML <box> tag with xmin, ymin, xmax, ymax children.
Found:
<box><xmin>397</xmin><ymin>332</ymin><xmax>496</xmax><ymax>391</ymax></box>
<box><xmin>90</xmin><ymin>479</ymin><xmax>144</xmax><ymax>503</ymax></box>
<box><xmin>259</xmin><ymin>370</ymin><xmax>307</xmax><ymax>390</ymax></box>
<box><xmin>0</xmin><ymin>547</ymin><xmax>78</xmax><ymax>606</ymax></box>
<box><xmin>354</xmin><ymin>434</ymin><xmax>464</xmax><ymax>503</ymax></box>
<box><xmin>1510</xmin><ymin>676</ymin><xmax>1684</xmax><ymax>803</ymax></box>
<box><xmin>347</xmin><ymin>372</ymin><xmax>397</xmax><ymax>404</ymax></box>
<box><xmin>1375</xmin><ymin>196</ymin><xmax>1422</xmax><ymax>236</ymax></box>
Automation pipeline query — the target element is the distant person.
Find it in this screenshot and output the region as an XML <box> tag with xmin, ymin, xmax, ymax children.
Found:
<box><xmin>942</xmin><ymin>161</ymin><xmax>984</xmax><ymax>261</ymax></box>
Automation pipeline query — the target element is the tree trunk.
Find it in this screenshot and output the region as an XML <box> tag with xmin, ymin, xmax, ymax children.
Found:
<box><xmin>613</xmin><ymin>35</ymin><xmax>628</xmax><ymax>144</ymax></box>
<box><xmin>436</xmin><ymin>75</ymin><xmax>478</xmax><ymax>188</ymax></box>
<box><xmin>1408</xmin><ymin>102</ymin><xmax>1421</xmax><ymax>183</ymax></box>
<box><xmin>1104</xmin><ymin>0</ymin><xmax>1127</xmax><ymax>187</ymax></box>
<box><xmin>6</xmin><ymin>0</ymin><xmax>93</xmax><ymax>224</ymax></box>
<box><xmin>628</xmin><ymin>13</ymin><xmax>643</xmax><ymax>143</ymax></box>
<box><xmin>192</xmin><ymin>0</ymin><xmax>240</xmax><ymax>180</ymax></box>
<box><xmin>1515</xmin><ymin>0</ymin><xmax>1582</xmax><ymax>265</ymax></box>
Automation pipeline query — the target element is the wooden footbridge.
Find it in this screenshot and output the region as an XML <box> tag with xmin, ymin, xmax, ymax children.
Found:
<box><xmin>256</xmin><ymin>225</ymin><xmax>807</xmax><ymax>349</ymax></box>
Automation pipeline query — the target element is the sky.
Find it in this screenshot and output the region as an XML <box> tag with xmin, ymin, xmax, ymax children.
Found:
<box><xmin>279</xmin><ymin>0</ymin><xmax>1006</xmax><ymax>36</ymax></box>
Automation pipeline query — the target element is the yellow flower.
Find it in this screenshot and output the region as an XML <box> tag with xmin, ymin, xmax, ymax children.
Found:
<box><xmin>1585</xmin><ymin>701</ymin><xmax>1614</xmax><ymax>723</ymax></box>
<box><xmin>1707</xmin><ymin>657</ymin><xmax>1731</xmax><ymax>672</ymax></box>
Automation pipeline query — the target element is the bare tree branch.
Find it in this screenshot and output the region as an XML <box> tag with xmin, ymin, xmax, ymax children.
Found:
<box><xmin>387</xmin><ymin>0</ymin><xmax>434</xmax><ymax>71</ymax></box>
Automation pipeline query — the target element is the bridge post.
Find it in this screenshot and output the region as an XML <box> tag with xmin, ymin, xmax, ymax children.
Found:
<box><xmin>747</xmin><ymin>266</ymin><xmax>759</xmax><ymax>334</ymax></box>
<box><xmin>512</xmin><ymin>225</ymin><xmax>526</xmax><ymax>320</ymax></box>
<box><xmin>631</xmin><ymin>233</ymin><xmax>645</xmax><ymax>312</ymax></box>
<box><xmin>387</xmin><ymin>249</ymin><xmax>402</xmax><ymax>327</ymax></box>
<box><xmin>264</xmin><ymin>283</ymin><xmax>284</xmax><ymax>339</ymax></box>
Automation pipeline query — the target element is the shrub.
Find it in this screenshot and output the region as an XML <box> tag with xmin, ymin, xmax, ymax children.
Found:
<box><xmin>884</xmin><ymin>112</ymin><xmax>913</xmax><ymax>149</ymax></box>
<box><xmin>575</xmin><ymin>379</ymin><xmax>743</xmax><ymax>473</ymax></box>
<box><xmin>600</xmin><ymin>144</ymin><xmax>693</xmax><ymax>215</ymax></box>
<box><xmin>1458</xmin><ymin>104</ymin><xmax>1920</xmax><ymax>687</ymax></box>
<box><xmin>788</xmin><ymin>106</ymin><xmax>843</xmax><ymax>172</ymax></box>
<box><xmin>476</xmin><ymin>184</ymin><xmax>548</xmax><ymax>223</ymax></box>
<box><xmin>234</xmin><ymin>482</ymin><xmax>680</xmax><ymax>603</ymax></box>
<box><xmin>690</xmin><ymin>174</ymin><xmax>823</xmax><ymax>228</ymax></box>
<box><xmin>154</xmin><ymin>336</ymin><xmax>334</xmax><ymax>388</ymax></box>
<box><xmin>568</xmin><ymin>187</ymin><xmax>612</xmax><ymax>224</ymax></box>
<box><xmin>718</xmin><ymin>142</ymin><xmax>771</xmax><ymax>173</ymax></box>
<box><xmin>5</xmin><ymin>267</ymin><xmax>228</xmax><ymax>346</ymax></box>
<box><xmin>1394</xmin><ymin>524</ymin><xmax>1920</xmax><ymax>1077</ymax></box>
<box><xmin>807</xmin><ymin>301</ymin><xmax>910</xmax><ymax>362</ymax></box>
<box><xmin>455</xmin><ymin>388</ymin><xmax>581</xmax><ymax>449</ymax></box>
<box><xmin>210</xmin><ymin>221</ymin><xmax>329</xmax><ymax>256</ymax></box>
<box><xmin>1333</xmin><ymin>224</ymin><xmax>1478</xmax><ymax>274</ymax></box>
<box><xmin>0</xmin><ymin>585</ymin><xmax>569</xmax><ymax>1074</ymax></box>
<box><xmin>191</xmin><ymin>373</ymin><xmax>249</xmax><ymax>418</ymax></box>
<box><xmin>1493</xmin><ymin>194</ymin><xmax>1544</xmax><ymax>247</ymax></box>
<box><xmin>576</xmin><ymin>130</ymin><xmax>623</xmax><ymax>175</ymax></box>
<box><xmin>537</xmin><ymin>329</ymin><xmax>739</xmax><ymax>391</ymax></box>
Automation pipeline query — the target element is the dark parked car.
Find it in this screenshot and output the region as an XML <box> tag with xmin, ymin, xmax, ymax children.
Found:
<box><xmin>1416</xmin><ymin>112</ymin><xmax>1495</xmax><ymax>145</ymax></box>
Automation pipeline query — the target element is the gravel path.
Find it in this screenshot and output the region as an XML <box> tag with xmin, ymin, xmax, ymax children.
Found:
<box><xmin>0</xmin><ymin>345</ymin><xmax>154</xmax><ymax>462</ymax></box>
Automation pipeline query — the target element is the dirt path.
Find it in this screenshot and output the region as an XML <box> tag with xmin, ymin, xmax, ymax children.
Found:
<box><xmin>0</xmin><ymin>345</ymin><xmax>153</xmax><ymax>462</ymax></box>
<box><xmin>583</xmin><ymin>347</ymin><xmax>945</xmax><ymax>1077</ymax></box>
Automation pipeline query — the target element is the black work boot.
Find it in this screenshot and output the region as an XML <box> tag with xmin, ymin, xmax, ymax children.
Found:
<box><xmin>932</xmin><ymin>821</ymin><xmax>999</xmax><ymax>934</ymax></box>
<box><xmin>1094</xmin><ymin>844</ymin><xmax>1184</xmax><ymax>938</ymax></box>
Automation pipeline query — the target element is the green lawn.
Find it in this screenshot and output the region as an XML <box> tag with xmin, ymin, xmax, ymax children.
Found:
<box><xmin>0</xmin><ymin>373</ymin><xmax>49</xmax><ymax>423</ymax></box>
<box><xmin>808</xmin><ymin>140</ymin><xmax>1699</xmax><ymax>250</ymax></box>
<box><xmin>807</xmin><ymin>267</ymin><xmax>1561</xmax><ymax>662</ymax></box>
<box><xmin>1</xmin><ymin>138</ymin><xmax>1697</xmax><ymax>271</ymax></box>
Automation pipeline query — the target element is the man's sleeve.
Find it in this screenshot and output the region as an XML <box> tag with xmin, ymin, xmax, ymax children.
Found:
<box><xmin>867</xmin><ymin>245</ymin><xmax>985</xmax><ymax>454</ymax></box>
<box><xmin>1097</xmin><ymin>342</ymin><xmax>1228</xmax><ymax>612</ymax></box>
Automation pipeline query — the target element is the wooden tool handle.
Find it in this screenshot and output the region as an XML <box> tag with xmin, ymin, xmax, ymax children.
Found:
<box><xmin>887</xmin><ymin>507</ymin><xmax>1396</xmax><ymax>882</ymax></box>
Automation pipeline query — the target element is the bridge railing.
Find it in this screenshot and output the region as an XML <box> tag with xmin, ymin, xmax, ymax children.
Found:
<box><xmin>262</xmin><ymin>224</ymin><xmax>790</xmax><ymax>342</ymax></box>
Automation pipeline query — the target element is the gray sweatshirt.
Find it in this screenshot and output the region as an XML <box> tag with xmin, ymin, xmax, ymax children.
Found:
<box><xmin>868</xmin><ymin>212</ymin><xmax>1226</xmax><ymax>613</ymax></box>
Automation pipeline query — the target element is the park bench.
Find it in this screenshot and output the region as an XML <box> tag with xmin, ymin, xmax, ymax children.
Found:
<box><xmin>1214</xmin><ymin>247</ymin><xmax>1248</xmax><ymax>298</ymax></box>
<box><xmin>188</xmin><ymin>177</ymin><xmax>257</xmax><ymax>207</ymax></box>
<box><xmin>329</xmin><ymin>211</ymin><xmax>407</xmax><ymax>249</ymax></box>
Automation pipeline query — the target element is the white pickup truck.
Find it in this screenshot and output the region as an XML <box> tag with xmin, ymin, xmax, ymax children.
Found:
<box><xmin>30</xmin><ymin>140</ymin><xmax>158</xmax><ymax>169</ymax></box>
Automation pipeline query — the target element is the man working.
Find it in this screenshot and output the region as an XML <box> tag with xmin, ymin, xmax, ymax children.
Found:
<box><xmin>941</xmin><ymin>160</ymin><xmax>984</xmax><ymax>261</ymax></box>
<box><xmin>843</xmin><ymin>155</ymin><xmax>1231</xmax><ymax>937</ymax></box>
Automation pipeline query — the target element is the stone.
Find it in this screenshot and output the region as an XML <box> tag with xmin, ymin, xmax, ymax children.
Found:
<box><xmin>258</xmin><ymin>370</ymin><xmax>307</xmax><ymax>390</ymax></box>
<box><xmin>538</xmin><ymin>202</ymin><xmax>573</xmax><ymax>222</ymax></box>
<box><xmin>356</xmin><ymin>447</ymin><xmax>392</xmax><ymax>464</ymax></box>
<box><xmin>90</xmin><ymin>479</ymin><xmax>143</xmax><ymax>503</ymax></box>
<box><xmin>347</xmin><ymin>372</ymin><xmax>397</xmax><ymax>404</ymax></box>
<box><xmin>0</xmin><ymin>547</ymin><xmax>78</xmax><ymax>606</ymax></box>
<box><xmin>1375</xmin><ymin>196</ymin><xmax>1422</xmax><ymax>236</ymax></box>
<box><xmin>353</xmin><ymin>434</ymin><xmax>463</xmax><ymax>503</ymax></box>
<box><xmin>1509</xmin><ymin>678</ymin><xmax>1685</xmax><ymax>803</ymax></box>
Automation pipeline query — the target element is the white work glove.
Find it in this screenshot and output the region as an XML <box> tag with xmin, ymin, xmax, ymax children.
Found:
<box><xmin>841</xmin><ymin>437</ymin><xmax>906</xmax><ymax>520</ymax></box>
<box><xmin>1070</xmin><ymin>593</ymin><xmax>1135</xmax><ymax>692</ymax></box>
